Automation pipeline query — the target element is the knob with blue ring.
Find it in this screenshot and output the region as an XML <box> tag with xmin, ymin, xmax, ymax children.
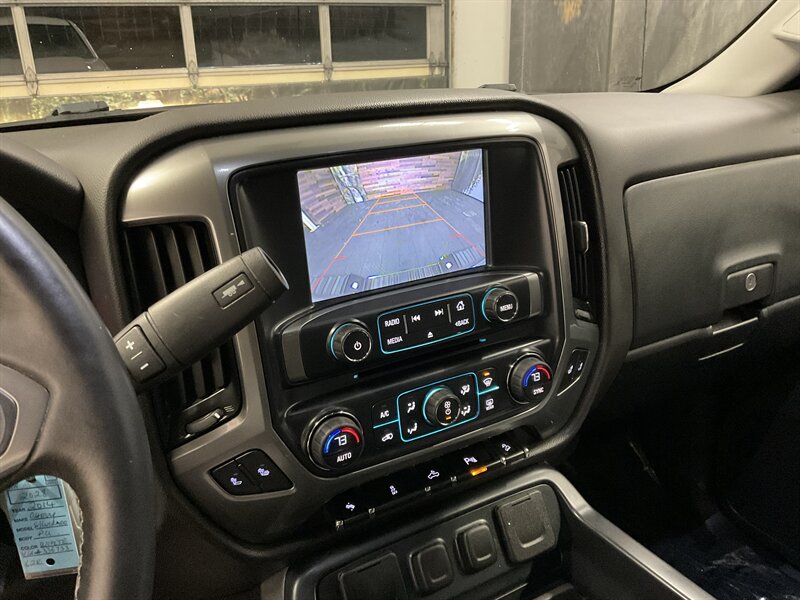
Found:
<box><xmin>308</xmin><ymin>414</ymin><xmax>364</xmax><ymax>469</ymax></box>
<box><xmin>508</xmin><ymin>354</ymin><xmax>553</xmax><ymax>405</ymax></box>
<box><xmin>329</xmin><ymin>322</ymin><xmax>373</xmax><ymax>363</ymax></box>
<box><xmin>423</xmin><ymin>386</ymin><xmax>462</xmax><ymax>427</ymax></box>
<box><xmin>481</xmin><ymin>287</ymin><xmax>519</xmax><ymax>323</ymax></box>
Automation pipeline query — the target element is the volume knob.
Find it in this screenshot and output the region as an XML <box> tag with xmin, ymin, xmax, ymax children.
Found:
<box><xmin>329</xmin><ymin>322</ymin><xmax>373</xmax><ymax>363</ymax></box>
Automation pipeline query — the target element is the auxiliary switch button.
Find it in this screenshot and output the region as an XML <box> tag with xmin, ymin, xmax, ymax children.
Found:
<box><xmin>236</xmin><ymin>450</ymin><xmax>292</xmax><ymax>493</ymax></box>
<box><xmin>211</xmin><ymin>461</ymin><xmax>260</xmax><ymax>496</ymax></box>
<box><xmin>410</xmin><ymin>541</ymin><xmax>453</xmax><ymax>595</ymax></box>
<box><xmin>457</xmin><ymin>521</ymin><xmax>498</xmax><ymax>573</ymax></box>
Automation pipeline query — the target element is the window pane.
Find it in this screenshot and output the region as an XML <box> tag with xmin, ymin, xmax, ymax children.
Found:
<box><xmin>0</xmin><ymin>7</ymin><xmax>23</xmax><ymax>75</ymax></box>
<box><xmin>25</xmin><ymin>6</ymin><xmax>185</xmax><ymax>73</ymax></box>
<box><xmin>330</xmin><ymin>6</ymin><xmax>427</xmax><ymax>62</ymax></box>
<box><xmin>192</xmin><ymin>6</ymin><xmax>320</xmax><ymax>67</ymax></box>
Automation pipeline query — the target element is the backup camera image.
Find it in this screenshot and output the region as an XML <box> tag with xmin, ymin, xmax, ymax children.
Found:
<box><xmin>298</xmin><ymin>150</ymin><xmax>487</xmax><ymax>302</ymax></box>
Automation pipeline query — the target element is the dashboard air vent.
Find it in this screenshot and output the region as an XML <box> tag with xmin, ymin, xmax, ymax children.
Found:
<box><xmin>123</xmin><ymin>222</ymin><xmax>241</xmax><ymax>447</ymax></box>
<box><xmin>558</xmin><ymin>163</ymin><xmax>596</xmax><ymax>321</ymax></box>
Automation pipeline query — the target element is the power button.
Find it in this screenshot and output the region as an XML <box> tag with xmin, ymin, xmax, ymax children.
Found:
<box><xmin>330</xmin><ymin>323</ymin><xmax>373</xmax><ymax>362</ymax></box>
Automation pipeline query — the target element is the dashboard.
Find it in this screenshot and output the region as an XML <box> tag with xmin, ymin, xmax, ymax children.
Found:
<box><xmin>120</xmin><ymin>112</ymin><xmax>599</xmax><ymax>542</ymax></box>
<box><xmin>2</xmin><ymin>88</ymin><xmax>799</xmax><ymax>598</ymax></box>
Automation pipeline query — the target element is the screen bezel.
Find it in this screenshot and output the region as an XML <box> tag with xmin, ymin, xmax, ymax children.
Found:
<box><xmin>295</xmin><ymin>147</ymin><xmax>492</xmax><ymax>308</ymax></box>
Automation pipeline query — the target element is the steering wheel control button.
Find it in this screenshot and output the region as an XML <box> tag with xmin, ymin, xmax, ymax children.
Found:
<box><xmin>212</xmin><ymin>272</ymin><xmax>254</xmax><ymax>308</ymax></box>
<box><xmin>457</xmin><ymin>521</ymin><xmax>498</xmax><ymax>573</ymax></box>
<box><xmin>236</xmin><ymin>450</ymin><xmax>292</xmax><ymax>493</ymax></box>
<box><xmin>211</xmin><ymin>461</ymin><xmax>260</xmax><ymax>496</ymax></box>
<box><xmin>482</xmin><ymin>287</ymin><xmax>519</xmax><ymax>323</ymax></box>
<box><xmin>508</xmin><ymin>355</ymin><xmax>553</xmax><ymax>405</ymax></box>
<box><xmin>410</xmin><ymin>541</ymin><xmax>454</xmax><ymax>595</ymax></box>
<box><xmin>423</xmin><ymin>387</ymin><xmax>462</xmax><ymax>427</ymax></box>
<box><xmin>115</xmin><ymin>326</ymin><xmax>165</xmax><ymax>382</ymax></box>
<box><xmin>330</xmin><ymin>323</ymin><xmax>373</xmax><ymax>363</ymax></box>
<box><xmin>308</xmin><ymin>414</ymin><xmax>364</xmax><ymax>470</ymax></box>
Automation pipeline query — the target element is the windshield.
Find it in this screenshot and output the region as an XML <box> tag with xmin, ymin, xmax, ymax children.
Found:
<box><xmin>0</xmin><ymin>1</ymin><xmax>773</xmax><ymax>124</ymax></box>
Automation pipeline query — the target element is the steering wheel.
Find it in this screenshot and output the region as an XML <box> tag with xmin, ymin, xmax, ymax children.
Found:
<box><xmin>0</xmin><ymin>198</ymin><xmax>155</xmax><ymax>599</ymax></box>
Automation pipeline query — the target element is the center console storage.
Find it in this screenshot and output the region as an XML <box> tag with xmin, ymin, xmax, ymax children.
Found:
<box><xmin>281</xmin><ymin>468</ymin><xmax>713</xmax><ymax>600</ymax></box>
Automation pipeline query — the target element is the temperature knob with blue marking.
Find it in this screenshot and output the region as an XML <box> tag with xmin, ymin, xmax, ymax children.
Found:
<box><xmin>308</xmin><ymin>414</ymin><xmax>364</xmax><ymax>470</ymax></box>
<box><xmin>508</xmin><ymin>355</ymin><xmax>553</xmax><ymax>405</ymax></box>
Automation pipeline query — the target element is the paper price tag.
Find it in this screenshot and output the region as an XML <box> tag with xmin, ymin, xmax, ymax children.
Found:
<box><xmin>3</xmin><ymin>475</ymin><xmax>81</xmax><ymax>579</ymax></box>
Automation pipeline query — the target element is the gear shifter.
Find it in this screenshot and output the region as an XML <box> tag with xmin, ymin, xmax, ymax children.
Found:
<box><xmin>114</xmin><ymin>247</ymin><xmax>288</xmax><ymax>391</ymax></box>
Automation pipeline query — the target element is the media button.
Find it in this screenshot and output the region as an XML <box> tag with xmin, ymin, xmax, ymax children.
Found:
<box><xmin>449</xmin><ymin>294</ymin><xmax>473</xmax><ymax>316</ymax></box>
<box><xmin>452</xmin><ymin>313</ymin><xmax>474</xmax><ymax>332</ymax></box>
<box><xmin>382</xmin><ymin>332</ymin><xmax>409</xmax><ymax>351</ymax></box>
<box><xmin>424</xmin><ymin>300</ymin><xmax>451</xmax><ymax>328</ymax></box>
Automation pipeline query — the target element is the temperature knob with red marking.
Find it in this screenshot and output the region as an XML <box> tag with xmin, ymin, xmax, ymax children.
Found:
<box><xmin>308</xmin><ymin>414</ymin><xmax>364</xmax><ymax>470</ymax></box>
<box><xmin>508</xmin><ymin>355</ymin><xmax>553</xmax><ymax>405</ymax></box>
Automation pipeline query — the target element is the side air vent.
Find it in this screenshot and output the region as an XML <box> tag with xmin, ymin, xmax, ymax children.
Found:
<box><xmin>558</xmin><ymin>162</ymin><xmax>596</xmax><ymax>321</ymax></box>
<box><xmin>124</xmin><ymin>222</ymin><xmax>241</xmax><ymax>447</ymax></box>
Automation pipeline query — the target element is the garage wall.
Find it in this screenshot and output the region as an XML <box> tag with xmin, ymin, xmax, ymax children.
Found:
<box><xmin>358</xmin><ymin>153</ymin><xmax>461</xmax><ymax>198</ymax></box>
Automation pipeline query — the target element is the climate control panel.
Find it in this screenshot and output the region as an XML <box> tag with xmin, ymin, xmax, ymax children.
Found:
<box><xmin>295</xmin><ymin>350</ymin><xmax>555</xmax><ymax>474</ymax></box>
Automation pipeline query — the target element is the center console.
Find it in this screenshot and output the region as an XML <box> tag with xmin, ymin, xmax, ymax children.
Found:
<box><xmin>121</xmin><ymin>112</ymin><xmax>600</xmax><ymax>544</ymax></box>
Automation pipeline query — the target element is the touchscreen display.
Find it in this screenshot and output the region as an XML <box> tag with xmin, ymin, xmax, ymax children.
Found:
<box><xmin>298</xmin><ymin>149</ymin><xmax>487</xmax><ymax>302</ymax></box>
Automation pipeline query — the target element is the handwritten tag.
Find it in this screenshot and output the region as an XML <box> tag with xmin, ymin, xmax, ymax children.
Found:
<box><xmin>3</xmin><ymin>475</ymin><xmax>80</xmax><ymax>579</ymax></box>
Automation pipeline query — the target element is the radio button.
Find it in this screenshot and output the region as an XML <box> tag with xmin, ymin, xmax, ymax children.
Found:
<box><xmin>379</xmin><ymin>314</ymin><xmax>406</xmax><ymax>334</ymax></box>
